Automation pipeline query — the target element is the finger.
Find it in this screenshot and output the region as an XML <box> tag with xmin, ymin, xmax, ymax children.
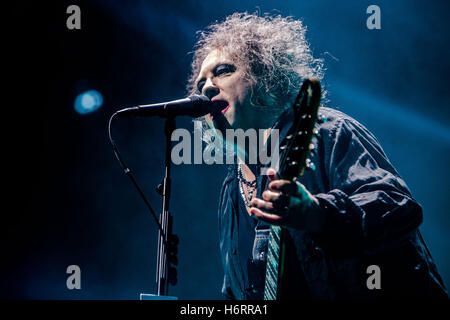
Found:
<box><xmin>250</xmin><ymin>198</ymin><xmax>275</xmax><ymax>211</ymax></box>
<box><xmin>251</xmin><ymin>197</ymin><xmax>294</xmax><ymax>219</ymax></box>
<box><xmin>269</xmin><ymin>179</ymin><xmax>300</xmax><ymax>196</ymax></box>
<box><xmin>262</xmin><ymin>190</ymin><xmax>281</xmax><ymax>201</ymax></box>
<box><xmin>266</xmin><ymin>168</ymin><xmax>279</xmax><ymax>181</ymax></box>
<box><xmin>249</xmin><ymin>207</ymin><xmax>283</xmax><ymax>224</ymax></box>
<box><xmin>262</xmin><ymin>190</ymin><xmax>290</xmax><ymax>208</ymax></box>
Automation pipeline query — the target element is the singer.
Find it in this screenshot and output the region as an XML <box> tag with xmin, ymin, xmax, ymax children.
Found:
<box><xmin>186</xmin><ymin>13</ymin><xmax>447</xmax><ymax>299</ymax></box>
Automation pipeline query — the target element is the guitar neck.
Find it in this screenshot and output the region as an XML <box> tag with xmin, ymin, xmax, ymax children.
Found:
<box><xmin>262</xmin><ymin>78</ymin><xmax>321</xmax><ymax>300</ymax></box>
<box><xmin>263</xmin><ymin>225</ymin><xmax>286</xmax><ymax>300</ymax></box>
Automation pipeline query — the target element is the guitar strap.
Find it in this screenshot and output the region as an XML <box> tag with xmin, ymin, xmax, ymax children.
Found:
<box><xmin>245</xmin><ymin>227</ymin><xmax>269</xmax><ymax>299</ymax></box>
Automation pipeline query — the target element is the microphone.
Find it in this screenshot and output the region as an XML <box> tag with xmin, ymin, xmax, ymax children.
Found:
<box><xmin>114</xmin><ymin>95</ymin><xmax>227</xmax><ymax>118</ymax></box>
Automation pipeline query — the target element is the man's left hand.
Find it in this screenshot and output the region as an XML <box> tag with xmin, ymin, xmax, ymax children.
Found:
<box><xmin>249</xmin><ymin>168</ymin><xmax>326</xmax><ymax>234</ymax></box>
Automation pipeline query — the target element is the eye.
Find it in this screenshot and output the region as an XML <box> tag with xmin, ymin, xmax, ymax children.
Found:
<box><xmin>196</xmin><ymin>79</ymin><xmax>206</xmax><ymax>93</ymax></box>
<box><xmin>215</xmin><ymin>64</ymin><xmax>236</xmax><ymax>76</ymax></box>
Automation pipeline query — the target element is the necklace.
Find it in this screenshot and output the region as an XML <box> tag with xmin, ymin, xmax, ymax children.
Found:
<box><xmin>237</xmin><ymin>164</ymin><xmax>257</xmax><ymax>207</ymax></box>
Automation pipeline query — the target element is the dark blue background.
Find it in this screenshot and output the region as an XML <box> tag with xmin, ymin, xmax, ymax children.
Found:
<box><xmin>5</xmin><ymin>0</ymin><xmax>449</xmax><ymax>299</ymax></box>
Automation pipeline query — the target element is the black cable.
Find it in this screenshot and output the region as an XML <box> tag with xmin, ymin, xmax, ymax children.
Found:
<box><xmin>108</xmin><ymin>112</ymin><xmax>166</xmax><ymax>239</ymax></box>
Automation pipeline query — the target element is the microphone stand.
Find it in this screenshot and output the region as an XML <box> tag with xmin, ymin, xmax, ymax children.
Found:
<box><xmin>109</xmin><ymin>112</ymin><xmax>178</xmax><ymax>300</ymax></box>
<box><xmin>155</xmin><ymin>117</ymin><xmax>177</xmax><ymax>297</ymax></box>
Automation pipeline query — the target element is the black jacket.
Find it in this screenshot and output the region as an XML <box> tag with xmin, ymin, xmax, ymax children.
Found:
<box><xmin>218</xmin><ymin>106</ymin><xmax>447</xmax><ymax>299</ymax></box>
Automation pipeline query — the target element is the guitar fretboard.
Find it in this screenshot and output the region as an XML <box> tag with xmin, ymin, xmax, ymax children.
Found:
<box><xmin>264</xmin><ymin>225</ymin><xmax>283</xmax><ymax>300</ymax></box>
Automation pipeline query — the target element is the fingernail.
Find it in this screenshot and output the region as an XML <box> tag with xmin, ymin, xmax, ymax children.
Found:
<box><xmin>270</xmin><ymin>182</ymin><xmax>279</xmax><ymax>190</ymax></box>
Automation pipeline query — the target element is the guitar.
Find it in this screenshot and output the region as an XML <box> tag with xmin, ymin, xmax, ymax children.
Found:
<box><xmin>263</xmin><ymin>78</ymin><xmax>322</xmax><ymax>300</ymax></box>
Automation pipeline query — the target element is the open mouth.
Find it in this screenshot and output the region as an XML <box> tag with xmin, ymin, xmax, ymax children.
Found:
<box><xmin>210</xmin><ymin>100</ymin><xmax>229</xmax><ymax>119</ymax></box>
<box><xmin>221</xmin><ymin>105</ymin><xmax>230</xmax><ymax>114</ymax></box>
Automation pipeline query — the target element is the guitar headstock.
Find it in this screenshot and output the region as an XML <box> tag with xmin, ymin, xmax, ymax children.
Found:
<box><xmin>278</xmin><ymin>78</ymin><xmax>321</xmax><ymax>181</ymax></box>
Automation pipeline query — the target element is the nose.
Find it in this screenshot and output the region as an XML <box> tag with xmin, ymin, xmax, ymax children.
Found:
<box><xmin>202</xmin><ymin>78</ymin><xmax>220</xmax><ymax>100</ymax></box>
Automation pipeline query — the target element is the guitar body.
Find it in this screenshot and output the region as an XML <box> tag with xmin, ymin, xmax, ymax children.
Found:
<box><xmin>263</xmin><ymin>78</ymin><xmax>322</xmax><ymax>300</ymax></box>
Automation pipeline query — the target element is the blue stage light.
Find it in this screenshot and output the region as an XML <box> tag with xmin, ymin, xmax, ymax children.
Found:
<box><xmin>74</xmin><ymin>90</ymin><xmax>103</xmax><ymax>114</ymax></box>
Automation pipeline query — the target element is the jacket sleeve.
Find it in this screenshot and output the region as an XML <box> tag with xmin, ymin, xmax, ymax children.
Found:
<box><xmin>312</xmin><ymin>115</ymin><xmax>423</xmax><ymax>254</ymax></box>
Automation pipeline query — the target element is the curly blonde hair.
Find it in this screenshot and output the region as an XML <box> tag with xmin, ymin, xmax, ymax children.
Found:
<box><xmin>187</xmin><ymin>12</ymin><xmax>325</xmax><ymax>114</ymax></box>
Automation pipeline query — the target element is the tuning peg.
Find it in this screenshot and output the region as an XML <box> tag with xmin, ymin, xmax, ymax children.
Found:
<box><xmin>317</xmin><ymin>113</ymin><xmax>327</xmax><ymax>124</ymax></box>
<box><xmin>309</xmin><ymin>143</ymin><xmax>317</xmax><ymax>156</ymax></box>
<box><xmin>306</xmin><ymin>158</ymin><xmax>316</xmax><ymax>171</ymax></box>
<box><xmin>313</xmin><ymin>128</ymin><xmax>320</xmax><ymax>137</ymax></box>
<box><xmin>288</xmin><ymin>161</ymin><xmax>298</xmax><ymax>167</ymax></box>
